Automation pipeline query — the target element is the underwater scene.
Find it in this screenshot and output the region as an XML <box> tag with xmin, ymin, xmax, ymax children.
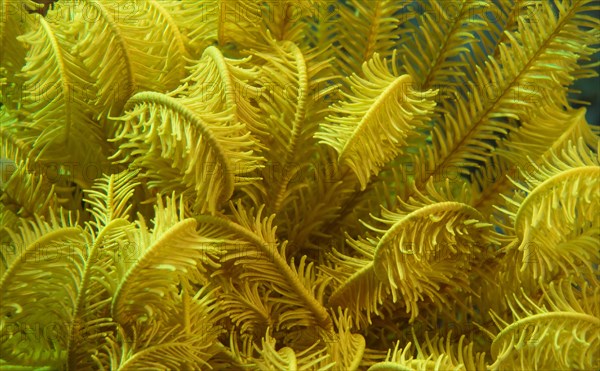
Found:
<box><xmin>0</xmin><ymin>0</ymin><xmax>599</xmax><ymax>369</ymax></box>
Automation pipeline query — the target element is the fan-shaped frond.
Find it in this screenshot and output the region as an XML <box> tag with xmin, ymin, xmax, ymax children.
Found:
<box><xmin>497</xmin><ymin>139</ymin><xmax>599</xmax><ymax>281</ymax></box>
<box><xmin>0</xmin><ymin>111</ymin><xmax>77</xmax><ymax>219</ymax></box>
<box><xmin>324</xmin><ymin>182</ymin><xmax>496</xmax><ymax>327</ymax></box>
<box><xmin>64</xmin><ymin>171</ymin><xmax>141</xmax><ymax>369</ymax></box>
<box><xmin>247</xmin><ymin>36</ymin><xmax>337</xmax><ymax>212</ymax></box>
<box><xmin>502</xmin><ymin>106</ymin><xmax>598</xmax><ymax>164</ymax></box>
<box><xmin>111</xmin><ymin>91</ymin><xmax>264</xmax><ymax>214</ymax></box>
<box><xmin>17</xmin><ymin>17</ymin><xmax>108</xmax><ymax>187</ymax></box>
<box><xmin>64</xmin><ymin>218</ymin><xmax>132</xmax><ymax>370</ymax></box>
<box><xmin>74</xmin><ymin>0</ymin><xmax>187</xmax><ymax>117</ymax></box>
<box><xmin>102</xmin><ymin>285</ymin><xmax>224</xmax><ymax>370</ymax></box>
<box><xmin>316</xmin><ymin>52</ymin><xmax>438</xmax><ymax>190</ymax></box>
<box><xmin>196</xmin><ymin>201</ymin><xmax>333</xmax><ymax>332</ymax></box>
<box><xmin>0</xmin><ymin>211</ymin><xmax>76</xmax><ymax>277</ymax></box>
<box><xmin>181</xmin><ymin>45</ymin><xmax>267</xmax><ymax>137</ymax></box>
<box><xmin>489</xmin><ymin>279</ymin><xmax>600</xmax><ymax>370</ymax></box>
<box><xmin>471</xmin><ymin>106</ymin><xmax>598</xmax><ymax>217</ymax></box>
<box><xmin>0</xmin><ymin>213</ymin><xmax>87</xmax><ymax>367</ymax></box>
<box><xmin>111</xmin><ymin>196</ymin><xmax>222</xmax><ymax>327</ymax></box>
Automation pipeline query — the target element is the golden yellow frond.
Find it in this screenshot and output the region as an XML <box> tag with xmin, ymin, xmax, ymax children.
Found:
<box><xmin>497</xmin><ymin>139</ymin><xmax>599</xmax><ymax>281</ymax></box>
<box><xmin>317</xmin><ymin>52</ymin><xmax>437</xmax><ymax>190</ymax></box>
<box><xmin>112</xmin><ymin>91</ymin><xmax>264</xmax><ymax>214</ymax></box>
<box><xmin>325</xmin><ymin>182</ymin><xmax>496</xmax><ymax>327</ymax></box>
<box><xmin>489</xmin><ymin>279</ymin><xmax>599</xmax><ymax>370</ymax></box>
